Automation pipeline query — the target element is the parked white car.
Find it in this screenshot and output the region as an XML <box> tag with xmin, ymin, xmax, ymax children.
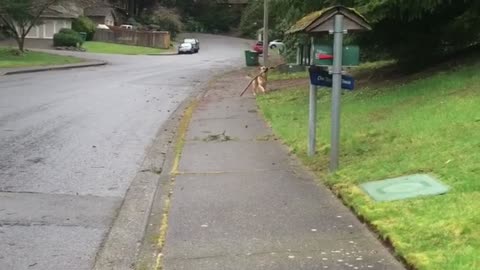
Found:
<box><xmin>96</xmin><ymin>24</ymin><xmax>110</xmax><ymax>29</ymax></box>
<box><xmin>120</xmin><ymin>24</ymin><xmax>133</xmax><ymax>30</ymax></box>
<box><xmin>183</xmin><ymin>38</ymin><xmax>200</xmax><ymax>53</ymax></box>
<box><xmin>269</xmin><ymin>40</ymin><xmax>285</xmax><ymax>49</ymax></box>
<box><xmin>178</xmin><ymin>42</ymin><xmax>195</xmax><ymax>54</ymax></box>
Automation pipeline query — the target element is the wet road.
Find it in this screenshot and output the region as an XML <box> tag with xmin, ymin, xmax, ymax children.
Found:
<box><xmin>0</xmin><ymin>34</ymin><xmax>250</xmax><ymax>270</ymax></box>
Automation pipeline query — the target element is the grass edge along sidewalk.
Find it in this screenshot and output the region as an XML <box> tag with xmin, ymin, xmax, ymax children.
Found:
<box><xmin>257</xmin><ymin>62</ymin><xmax>480</xmax><ymax>270</ymax></box>
<box><xmin>0</xmin><ymin>48</ymin><xmax>83</xmax><ymax>69</ymax></box>
<box><xmin>83</xmin><ymin>41</ymin><xmax>175</xmax><ymax>55</ymax></box>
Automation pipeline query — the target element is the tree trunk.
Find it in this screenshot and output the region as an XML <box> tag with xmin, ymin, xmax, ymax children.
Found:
<box><xmin>128</xmin><ymin>0</ymin><xmax>135</xmax><ymax>17</ymax></box>
<box><xmin>15</xmin><ymin>36</ymin><xmax>25</xmax><ymax>53</ymax></box>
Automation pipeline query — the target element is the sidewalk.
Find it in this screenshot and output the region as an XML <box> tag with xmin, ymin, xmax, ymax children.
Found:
<box><xmin>0</xmin><ymin>60</ymin><xmax>107</xmax><ymax>76</ymax></box>
<box><xmin>162</xmin><ymin>71</ymin><xmax>405</xmax><ymax>270</ymax></box>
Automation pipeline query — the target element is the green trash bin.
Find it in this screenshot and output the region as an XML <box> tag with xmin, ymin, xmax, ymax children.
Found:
<box><xmin>78</xmin><ymin>32</ymin><xmax>87</xmax><ymax>43</ymax></box>
<box><xmin>245</xmin><ymin>50</ymin><xmax>259</xmax><ymax>67</ymax></box>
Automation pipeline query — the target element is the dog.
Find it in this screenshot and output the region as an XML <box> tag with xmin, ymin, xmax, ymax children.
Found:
<box><xmin>240</xmin><ymin>65</ymin><xmax>281</xmax><ymax>97</ymax></box>
<box><xmin>251</xmin><ymin>66</ymin><xmax>269</xmax><ymax>96</ymax></box>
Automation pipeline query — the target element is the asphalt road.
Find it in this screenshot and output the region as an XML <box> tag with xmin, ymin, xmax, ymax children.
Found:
<box><xmin>0</xmin><ymin>34</ymin><xmax>251</xmax><ymax>270</ymax></box>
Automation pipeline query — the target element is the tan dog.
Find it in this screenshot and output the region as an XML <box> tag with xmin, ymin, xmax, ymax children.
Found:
<box><xmin>240</xmin><ymin>65</ymin><xmax>280</xmax><ymax>97</ymax></box>
<box><xmin>251</xmin><ymin>66</ymin><xmax>268</xmax><ymax>96</ymax></box>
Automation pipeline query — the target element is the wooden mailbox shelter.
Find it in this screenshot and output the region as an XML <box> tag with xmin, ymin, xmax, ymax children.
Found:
<box><xmin>286</xmin><ymin>5</ymin><xmax>371</xmax><ymax>171</ymax></box>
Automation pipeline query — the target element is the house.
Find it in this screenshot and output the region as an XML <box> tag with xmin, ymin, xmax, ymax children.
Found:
<box><xmin>25</xmin><ymin>7</ymin><xmax>77</xmax><ymax>39</ymax></box>
<box><xmin>84</xmin><ymin>7</ymin><xmax>117</xmax><ymax>27</ymax></box>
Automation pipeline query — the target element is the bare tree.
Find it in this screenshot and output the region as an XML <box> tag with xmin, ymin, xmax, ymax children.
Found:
<box><xmin>0</xmin><ymin>0</ymin><xmax>64</xmax><ymax>52</ymax></box>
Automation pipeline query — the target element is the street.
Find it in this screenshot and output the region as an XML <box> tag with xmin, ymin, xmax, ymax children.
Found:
<box><xmin>0</xmin><ymin>34</ymin><xmax>250</xmax><ymax>270</ymax></box>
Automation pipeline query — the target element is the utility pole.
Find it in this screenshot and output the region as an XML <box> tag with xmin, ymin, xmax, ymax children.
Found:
<box><xmin>262</xmin><ymin>0</ymin><xmax>269</xmax><ymax>68</ymax></box>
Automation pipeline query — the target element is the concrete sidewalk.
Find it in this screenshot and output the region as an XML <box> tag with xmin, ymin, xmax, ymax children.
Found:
<box><xmin>162</xmin><ymin>71</ymin><xmax>405</xmax><ymax>270</ymax></box>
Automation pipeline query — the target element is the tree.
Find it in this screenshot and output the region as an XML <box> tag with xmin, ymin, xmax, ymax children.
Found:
<box><xmin>355</xmin><ymin>0</ymin><xmax>480</xmax><ymax>64</ymax></box>
<box><xmin>240</xmin><ymin>0</ymin><xmax>480</xmax><ymax>65</ymax></box>
<box><xmin>0</xmin><ymin>0</ymin><xmax>61</xmax><ymax>52</ymax></box>
<box><xmin>141</xmin><ymin>5</ymin><xmax>184</xmax><ymax>38</ymax></box>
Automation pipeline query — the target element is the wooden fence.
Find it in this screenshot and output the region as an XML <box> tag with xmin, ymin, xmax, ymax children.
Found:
<box><xmin>93</xmin><ymin>29</ymin><xmax>171</xmax><ymax>49</ymax></box>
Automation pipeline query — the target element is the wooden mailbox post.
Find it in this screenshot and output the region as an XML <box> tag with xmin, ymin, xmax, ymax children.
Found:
<box><xmin>287</xmin><ymin>6</ymin><xmax>371</xmax><ymax>172</ymax></box>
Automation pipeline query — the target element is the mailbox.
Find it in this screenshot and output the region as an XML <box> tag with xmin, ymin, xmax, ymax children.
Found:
<box><xmin>312</xmin><ymin>44</ymin><xmax>360</xmax><ymax>66</ymax></box>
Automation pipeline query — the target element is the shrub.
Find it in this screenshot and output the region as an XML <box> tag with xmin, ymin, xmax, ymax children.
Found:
<box><xmin>125</xmin><ymin>17</ymin><xmax>143</xmax><ymax>30</ymax></box>
<box><xmin>58</xmin><ymin>28</ymin><xmax>78</xmax><ymax>35</ymax></box>
<box><xmin>54</xmin><ymin>29</ymin><xmax>82</xmax><ymax>47</ymax></box>
<box><xmin>141</xmin><ymin>7</ymin><xmax>183</xmax><ymax>38</ymax></box>
<box><xmin>72</xmin><ymin>16</ymin><xmax>96</xmax><ymax>41</ymax></box>
<box><xmin>185</xmin><ymin>18</ymin><xmax>205</xmax><ymax>33</ymax></box>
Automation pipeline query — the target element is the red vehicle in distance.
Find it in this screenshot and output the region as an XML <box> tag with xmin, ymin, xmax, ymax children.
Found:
<box><xmin>253</xmin><ymin>41</ymin><xmax>263</xmax><ymax>54</ymax></box>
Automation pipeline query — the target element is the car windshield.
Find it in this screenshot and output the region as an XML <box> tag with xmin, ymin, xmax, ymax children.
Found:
<box><xmin>184</xmin><ymin>39</ymin><xmax>196</xmax><ymax>44</ymax></box>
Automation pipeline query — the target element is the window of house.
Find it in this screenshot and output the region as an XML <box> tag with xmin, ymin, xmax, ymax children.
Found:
<box><xmin>26</xmin><ymin>25</ymin><xmax>40</xmax><ymax>38</ymax></box>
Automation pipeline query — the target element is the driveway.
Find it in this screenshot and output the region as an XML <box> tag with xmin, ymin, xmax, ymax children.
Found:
<box><xmin>0</xmin><ymin>34</ymin><xmax>251</xmax><ymax>270</ymax></box>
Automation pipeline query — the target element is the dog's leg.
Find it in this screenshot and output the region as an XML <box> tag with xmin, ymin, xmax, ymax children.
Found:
<box><xmin>259</xmin><ymin>83</ymin><xmax>266</xmax><ymax>94</ymax></box>
<box><xmin>251</xmin><ymin>80</ymin><xmax>258</xmax><ymax>96</ymax></box>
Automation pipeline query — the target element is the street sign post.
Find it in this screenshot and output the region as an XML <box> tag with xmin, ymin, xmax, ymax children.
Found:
<box><xmin>308</xmin><ymin>84</ymin><xmax>317</xmax><ymax>157</ymax></box>
<box><xmin>330</xmin><ymin>14</ymin><xmax>344</xmax><ymax>172</ymax></box>
<box><xmin>287</xmin><ymin>6</ymin><xmax>371</xmax><ymax>171</ymax></box>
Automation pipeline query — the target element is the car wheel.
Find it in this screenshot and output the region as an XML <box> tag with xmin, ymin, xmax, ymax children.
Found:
<box><xmin>270</xmin><ymin>44</ymin><xmax>277</xmax><ymax>49</ymax></box>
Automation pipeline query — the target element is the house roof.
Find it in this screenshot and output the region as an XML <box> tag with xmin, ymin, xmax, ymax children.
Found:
<box><xmin>287</xmin><ymin>6</ymin><xmax>370</xmax><ymax>34</ymax></box>
<box><xmin>41</xmin><ymin>7</ymin><xmax>77</xmax><ymax>19</ymax></box>
<box><xmin>84</xmin><ymin>6</ymin><xmax>115</xmax><ymax>18</ymax></box>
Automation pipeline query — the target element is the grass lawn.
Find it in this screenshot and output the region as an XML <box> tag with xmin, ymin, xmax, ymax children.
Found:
<box><xmin>269</xmin><ymin>70</ymin><xmax>308</xmax><ymax>81</ymax></box>
<box><xmin>0</xmin><ymin>48</ymin><xmax>83</xmax><ymax>69</ymax></box>
<box><xmin>83</xmin><ymin>41</ymin><xmax>172</xmax><ymax>55</ymax></box>
<box><xmin>257</xmin><ymin>62</ymin><xmax>480</xmax><ymax>270</ymax></box>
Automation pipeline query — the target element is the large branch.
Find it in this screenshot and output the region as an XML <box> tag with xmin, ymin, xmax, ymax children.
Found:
<box><xmin>0</xmin><ymin>14</ymin><xmax>20</xmax><ymax>39</ymax></box>
<box><xmin>24</xmin><ymin>0</ymin><xmax>61</xmax><ymax>37</ymax></box>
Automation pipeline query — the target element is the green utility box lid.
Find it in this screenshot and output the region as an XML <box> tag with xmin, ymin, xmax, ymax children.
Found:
<box><xmin>360</xmin><ymin>174</ymin><xmax>450</xmax><ymax>202</ymax></box>
<box><xmin>312</xmin><ymin>44</ymin><xmax>360</xmax><ymax>66</ymax></box>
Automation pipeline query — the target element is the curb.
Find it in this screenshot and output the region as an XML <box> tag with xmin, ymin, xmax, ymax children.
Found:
<box><xmin>0</xmin><ymin>61</ymin><xmax>108</xmax><ymax>76</ymax></box>
<box><xmin>134</xmin><ymin>69</ymin><xmax>247</xmax><ymax>270</ymax></box>
<box><xmin>92</xmin><ymin>98</ymin><xmax>188</xmax><ymax>270</ymax></box>
<box><xmin>146</xmin><ymin>52</ymin><xmax>178</xmax><ymax>56</ymax></box>
<box><xmin>92</xmin><ymin>70</ymin><xmax>218</xmax><ymax>270</ymax></box>
<box><xmin>92</xmin><ymin>67</ymin><xmax>245</xmax><ymax>270</ymax></box>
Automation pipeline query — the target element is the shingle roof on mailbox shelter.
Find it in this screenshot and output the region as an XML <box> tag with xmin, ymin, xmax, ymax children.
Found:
<box><xmin>287</xmin><ymin>6</ymin><xmax>371</xmax><ymax>34</ymax></box>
